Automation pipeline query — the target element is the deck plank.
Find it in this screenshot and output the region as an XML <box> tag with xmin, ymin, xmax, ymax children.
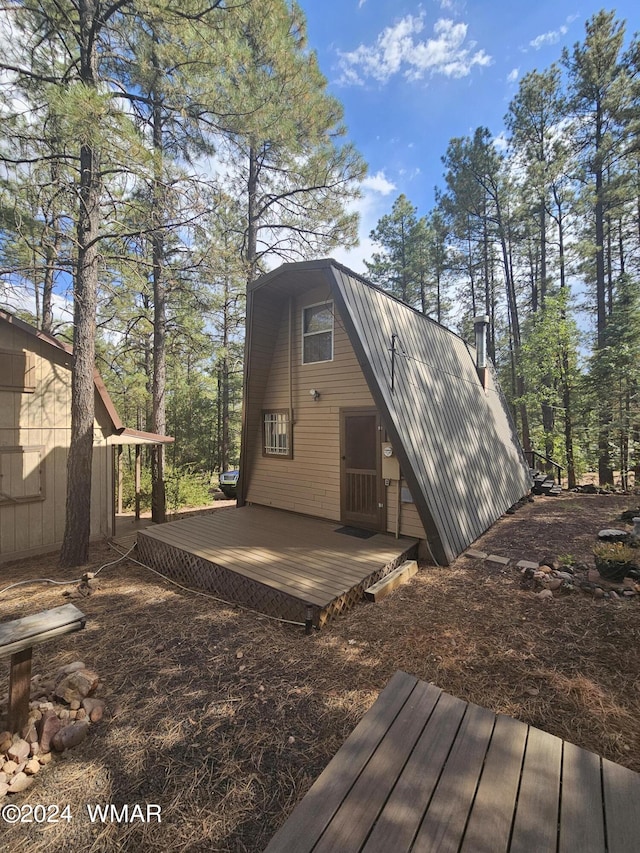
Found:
<box><xmin>509</xmin><ymin>725</ymin><xmax>562</xmax><ymax>853</ymax></box>
<box><xmin>411</xmin><ymin>701</ymin><xmax>496</xmax><ymax>853</ymax></box>
<box><xmin>362</xmin><ymin>690</ymin><xmax>468</xmax><ymax>853</ymax></box>
<box><xmin>559</xmin><ymin>742</ymin><xmax>605</xmax><ymax>853</ymax></box>
<box><xmin>264</xmin><ymin>671</ymin><xmax>420</xmax><ymax>853</ymax></box>
<box><xmin>460</xmin><ymin>714</ymin><xmax>528</xmax><ymax>853</ymax></box>
<box><xmin>312</xmin><ymin>680</ymin><xmax>446</xmax><ymax>853</ymax></box>
<box><xmin>602</xmin><ymin>756</ymin><xmax>640</xmax><ymax>852</ymax></box>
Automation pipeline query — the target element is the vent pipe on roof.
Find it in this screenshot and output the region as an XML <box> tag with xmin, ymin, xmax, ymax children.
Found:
<box><xmin>473</xmin><ymin>315</ymin><xmax>489</xmax><ymax>389</ymax></box>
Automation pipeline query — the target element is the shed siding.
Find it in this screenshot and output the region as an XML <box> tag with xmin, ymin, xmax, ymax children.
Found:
<box><xmin>0</xmin><ymin>321</ymin><xmax>113</xmax><ymax>562</ymax></box>
<box><xmin>244</xmin><ymin>284</ymin><xmax>426</xmax><ymax>540</ymax></box>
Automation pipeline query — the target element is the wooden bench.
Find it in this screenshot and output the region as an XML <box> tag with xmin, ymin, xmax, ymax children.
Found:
<box><xmin>0</xmin><ymin>604</ymin><xmax>86</xmax><ymax>733</ymax></box>
<box><xmin>265</xmin><ymin>670</ymin><xmax>640</xmax><ymax>852</ymax></box>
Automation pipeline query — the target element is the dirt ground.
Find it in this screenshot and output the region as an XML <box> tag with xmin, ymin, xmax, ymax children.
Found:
<box><xmin>1</xmin><ymin>492</ymin><xmax>639</xmax><ymax>852</ymax></box>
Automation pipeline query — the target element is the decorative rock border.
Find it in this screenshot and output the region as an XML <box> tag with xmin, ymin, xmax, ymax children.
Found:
<box><xmin>463</xmin><ymin>550</ymin><xmax>640</xmax><ymax>603</ymax></box>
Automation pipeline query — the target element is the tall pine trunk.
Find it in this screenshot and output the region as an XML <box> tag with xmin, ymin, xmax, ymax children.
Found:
<box><xmin>150</xmin><ymin>42</ymin><xmax>167</xmax><ymax>523</ymax></box>
<box><xmin>60</xmin><ymin>0</ymin><xmax>101</xmax><ymax>567</ymax></box>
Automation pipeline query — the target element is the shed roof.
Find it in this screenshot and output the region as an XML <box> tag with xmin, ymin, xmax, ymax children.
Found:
<box><xmin>0</xmin><ymin>310</ymin><xmax>173</xmax><ymax>446</ymax></box>
<box><xmin>249</xmin><ymin>259</ymin><xmax>531</xmax><ymax>564</ymax></box>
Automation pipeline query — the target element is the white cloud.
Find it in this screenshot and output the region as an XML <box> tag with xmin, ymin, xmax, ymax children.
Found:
<box><xmin>361</xmin><ymin>170</ymin><xmax>396</xmax><ymax>195</ymax></box>
<box><xmin>528</xmin><ymin>16</ymin><xmax>579</xmax><ymax>51</ymax></box>
<box><xmin>529</xmin><ymin>25</ymin><xmax>569</xmax><ymax>50</ymax></box>
<box><xmin>337</xmin><ymin>14</ymin><xmax>492</xmax><ymax>86</ymax></box>
<box><xmin>507</xmin><ymin>68</ymin><xmax>519</xmax><ymax>84</ymax></box>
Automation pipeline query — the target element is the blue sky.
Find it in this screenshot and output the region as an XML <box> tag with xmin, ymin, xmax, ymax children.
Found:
<box><xmin>301</xmin><ymin>1</ymin><xmax>638</xmax><ymax>272</ymax></box>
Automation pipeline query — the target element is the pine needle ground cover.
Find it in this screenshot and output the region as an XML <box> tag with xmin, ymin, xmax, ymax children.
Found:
<box><xmin>1</xmin><ymin>494</ymin><xmax>639</xmax><ymax>852</ymax></box>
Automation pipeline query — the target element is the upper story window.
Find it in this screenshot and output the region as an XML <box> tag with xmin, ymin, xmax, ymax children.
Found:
<box><xmin>302</xmin><ymin>302</ymin><xmax>333</xmax><ymax>364</ymax></box>
<box><xmin>0</xmin><ymin>349</ymin><xmax>36</xmax><ymax>393</ymax></box>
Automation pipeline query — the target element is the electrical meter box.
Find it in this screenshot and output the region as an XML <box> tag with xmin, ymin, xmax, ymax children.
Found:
<box><xmin>381</xmin><ymin>442</ymin><xmax>400</xmax><ymax>480</ymax></box>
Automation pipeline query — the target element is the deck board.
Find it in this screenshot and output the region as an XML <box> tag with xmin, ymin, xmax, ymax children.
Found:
<box><xmin>265</xmin><ymin>671</ymin><xmax>640</xmax><ymax>852</ymax></box>
<box><xmin>137</xmin><ymin>506</ymin><xmax>418</xmax><ymax>625</ymax></box>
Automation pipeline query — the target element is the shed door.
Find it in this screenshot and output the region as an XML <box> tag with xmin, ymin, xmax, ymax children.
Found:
<box><xmin>340</xmin><ymin>409</ymin><xmax>384</xmax><ymax>531</ymax></box>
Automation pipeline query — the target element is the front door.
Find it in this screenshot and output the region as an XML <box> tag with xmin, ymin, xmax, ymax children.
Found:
<box><xmin>340</xmin><ymin>408</ymin><xmax>384</xmax><ymax>531</ymax></box>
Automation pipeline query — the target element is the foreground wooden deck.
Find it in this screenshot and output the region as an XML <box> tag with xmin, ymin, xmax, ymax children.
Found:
<box><xmin>266</xmin><ymin>671</ymin><xmax>640</xmax><ymax>852</ymax></box>
<box><xmin>136</xmin><ymin>506</ymin><xmax>417</xmax><ymax>627</ymax></box>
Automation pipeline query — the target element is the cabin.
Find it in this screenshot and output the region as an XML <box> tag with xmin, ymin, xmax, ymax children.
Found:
<box><xmin>238</xmin><ymin>259</ymin><xmax>531</xmax><ymax>566</ymax></box>
<box><xmin>0</xmin><ymin>310</ymin><xmax>172</xmax><ymax>564</ymax></box>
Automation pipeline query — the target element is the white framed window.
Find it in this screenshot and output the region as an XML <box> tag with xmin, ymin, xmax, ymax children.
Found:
<box><xmin>263</xmin><ymin>410</ymin><xmax>292</xmax><ymax>458</ymax></box>
<box><xmin>302</xmin><ymin>302</ymin><xmax>333</xmax><ymax>364</ymax></box>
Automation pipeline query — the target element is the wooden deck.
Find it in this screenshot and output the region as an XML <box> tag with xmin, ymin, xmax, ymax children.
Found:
<box><xmin>266</xmin><ymin>671</ymin><xmax>640</xmax><ymax>852</ymax></box>
<box><xmin>136</xmin><ymin>506</ymin><xmax>417</xmax><ymax>627</ymax></box>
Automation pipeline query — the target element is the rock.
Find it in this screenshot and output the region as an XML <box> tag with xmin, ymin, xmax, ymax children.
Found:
<box><xmin>21</xmin><ymin>724</ymin><xmax>38</xmax><ymax>745</ymax></box>
<box><xmin>597</xmin><ymin>529</ymin><xmax>629</xmax><ymax>542</ymax></box>
<box><xmin>545</xmin><ymin>578</ymin><xmax>563</xmax><ymax>591</ymax></box>
<box><xmin>7</xmin><ymin>739</ymin><xmax>30</xmax><ymax>763</ymax></box>
<box><xmin>76</xmin><ymin>708</ymin><xmax>87</xmax><ymax>721</ymax></box>
<box><xmin>82</xmin><ymin>698</ymin><xmax>105</xmax><ymax>723</ymax></box>
<box><xmin>538</xmin><ymin>565</ymin><xmax>553</xmax><ymax>574</ymax></box>
<box><xmin>554</xmin><ymin>571</ymin><xmax>574</xmax><ymax>582</ymax></box>
<box><xmin>8</xmin><ymin>771</ymin><xmax>33</xmax><ymax>793</ymax></box>
<box><xmin>54</xmin><ymin>661</ymin><xmax>86</xmax><ymax>684</ymax></box>
<box><xmin>24</xmin><ymin>759</ymin><xmax>40</xmax><ymax>775</ymax></box>
<box><xmin>54</xmin><ymin>668</ymin><xmax>99</xmax><ymax>703</ymax></box>
<box><xmin>609</xmin><ymin>590</ymin><xmax>621</xmax><ymax>601</ymax></box>
<box><xmin>620</xmin><ymin>509</ymin><xmax>640</xmax><ymax>522</ymax></box>
<box><xmin>38</xmin><ymin>752</ymin><xmax>52</xmax><ymax>766</ymax></box>
<box><xmin>37</xmin><ymin>713</ymin><xmax>63</xmax><ymax>753</ymax></box>
<box><xmin>70</xmin><ymin>699</ymin><xmax>81</xmax><ymax>711</ymax></box>
<box><xmin>536</xmin><ymin>589</ymin><xmax>553</xmax><ymax>600</ymax></box>
<box><xmin>0</xmin><ymin>731</ymin><xmax>12</xmax><ymax>753</ymax></box>
<box><xmin>51</xmin><ymin>721</ymin><xmax>89</xmax><ymax>752</ymax></box>
<box><xmin>3</xmin><ymin>761</ymin><xmax>18</xmax><ymax>776</ymax></box>
<box><xmin>0</xmin><ymin>782</ymin><xmax>8</xmax><ymax>798</ymax></box>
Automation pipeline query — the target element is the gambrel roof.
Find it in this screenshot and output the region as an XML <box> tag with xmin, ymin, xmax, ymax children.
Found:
<box><xmin>246</xmin><ymin>259</ymin><xmax>531</xmax><ymax>565</ymax></box>
<box><xmin>0</xmin><ymin>309</ymin><xmax>173</xmax><ymax>446</ymax></box>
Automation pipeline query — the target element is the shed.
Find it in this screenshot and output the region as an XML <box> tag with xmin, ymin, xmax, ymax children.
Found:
<box><xmin>0</xmin><ymin>310</ymin><xmax>172</xmax><ymax>563</ymax></box>
<box><xmin>238</xmin><ymin>259</ymin><xmax>531</xmax><ymax>565</ymax></box>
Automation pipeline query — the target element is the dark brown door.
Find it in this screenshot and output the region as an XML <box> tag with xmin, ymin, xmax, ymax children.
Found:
<box><xmin>340</xmin><ymin>409</ymin><xmax>384</xmax><ymax>531</ymax></box>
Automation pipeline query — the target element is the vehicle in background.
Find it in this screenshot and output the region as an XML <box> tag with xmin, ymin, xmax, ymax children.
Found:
<box><xmin>218</xmin><ymin>469</ymin><xmax>239</xmax><ymax>498</ymax></box>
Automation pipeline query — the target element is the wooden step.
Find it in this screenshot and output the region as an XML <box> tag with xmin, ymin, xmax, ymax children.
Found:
<box><xmin>365</xmin><ymin>560</ymin><xmax>418</xmax><ymax>602</ymax></box>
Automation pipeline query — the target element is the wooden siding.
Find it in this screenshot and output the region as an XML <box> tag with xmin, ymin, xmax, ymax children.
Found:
<box><xmin>243</xmin><ymin>284</ymin><xmax>426</xmax><ymax>541</ymax></box>
<box><xmin>0</xmin><ymin>320</ymin><xmax>113</xmax><ymax>562</ymax></box>
<box><xmin>385</xmin><ymin>479</ymin><xmax>425</xmax><ymax>540</ymax></box>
